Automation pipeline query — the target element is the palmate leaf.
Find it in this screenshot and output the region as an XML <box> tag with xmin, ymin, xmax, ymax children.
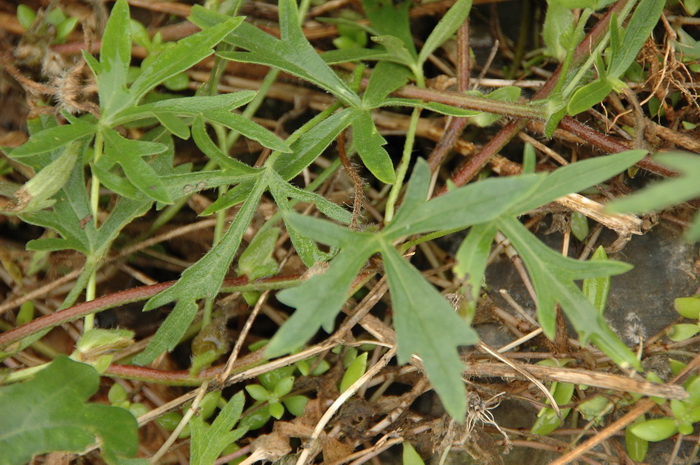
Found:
<box><xmin>190</xmin><ymin>392</ymin><xmax>247</xmax><ymax>465</ymax></box>
<box><xmin>607</xmin><ymin>152</ymin><xmax>700</xmax><ymax>241</ymax></box>
<box><xmin>269</xmin><ymin>161</ymin><xmax>543</xmax><ymax>418</ymax></box>
<box><xmin>194</xmin><ymin>2</ymin><xmax>359</xmax><ymax>107</ymax></box>
<box><xmin>380</xmin><ymin>242</ymin><xmax>477</xmax><ymax>419</ymax></box>
<box><xmin>0</xmin><ymin>357</ymin><xmax>139</xmax><ymax>465</ymax></box>
<box><xmin>497</xmin><ymin>217</ymin><xmax>640</xmax><ymax>370</ymax></box>
<box><xmin>134</xmin><ymin>174</ymin><xmax>268</xmax><ymax>365</ymax></box>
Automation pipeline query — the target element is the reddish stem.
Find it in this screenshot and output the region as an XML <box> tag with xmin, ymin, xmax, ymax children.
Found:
<box><xmin>0</xmin><ymin>275</ymin><xmax>301</xmax><ymax>349</ymax></box>
<box><xmin>442</xmin><ymin>0</ymin><xmax>630</xmax><ymax>189</ymax></box>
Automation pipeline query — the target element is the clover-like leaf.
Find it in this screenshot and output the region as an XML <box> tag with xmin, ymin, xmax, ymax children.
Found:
<box><xmin>0</xmin><ymin>356</ymin><xmax>139</xmax><ymax>465</ymax></box>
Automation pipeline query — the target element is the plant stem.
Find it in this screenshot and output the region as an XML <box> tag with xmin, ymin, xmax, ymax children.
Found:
<box><xmin>394</xmin><ymin>86</ymin><xmax>548</xmax><ymax>120</ymax></box>
<box><xmin>0</xmin><ymin>275</ymin><xmax>303</xmax><ymax>350</ymax></box>
<box><xmin>385</xmin><ymin>107</ymin><xmax>420</xmax><ymax>223</ymax></box>
<box><xmin>85</xmin><ymin>130</ymin><xmax>106</xmax><ymax>332</ymax></box>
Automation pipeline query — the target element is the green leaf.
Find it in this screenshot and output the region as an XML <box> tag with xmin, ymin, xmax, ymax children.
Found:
<box><xmin>402</xmin><ymin>441</ymin><xmax>426</xmax><ymax>465</ymax></box>
<box><xmin>674</xmin><ymin>296</ymin><xmax>700</xmax><ymax>319</ymax></box>
<box><xmin>17</xmin><ymin>5</ymin><xmax>36</xmax><ymax>30</ymax></box>
<box><xmin>153</xmin><ymin>112</ymin><xmax>190</xmax><ymax>140</ymax></box>
<box><xmin>2</xmin><ymin>141</ymin><xmax>80</xmax><ymax>214</ymax></box>
<box><xmin>200</xmin><ymin>1</ymin><xmax>360</xmax><ymax>107</ymax></box>
<box><xmin>380</xmin><ymin>243</ymin><xmax>477</xmax><ymax>419</ymax></box>
<box><xmin>607</xmin><ymin>0</ymin><xmax>665</xmax><ymax>79</ymax></box>
<box><xmin>282</xmin><ymin>396</ymin><xmax>308</xmax><ymax>417</ymax></box>
<box><xmin>101</xmin><ymin>128</ymin><xmax>171</xmax><ymax>203</ymax></box>
<box><xmin>386</xmin><ymin>169</ymin><xmax>544</xmax><ymax>238</ymax></box>
<box><xmin>21</xmin><ymin>144</ymin><xmax>96</xmax><ymax>254</ymax></box>
<box><xmin>273</xmin><ymin>107</ymin><xmax>355</xmax><ymax>180</ymax></box>
<box><xmin>543</xmin><ymin>1</ymin><xmax>575</xmax><ymax>60</ymax></box>
<box><xmin>113</xmin><ymin>92</ymin><xmax>256</xmax><ymax>125</ymax></box>
<box><xmin>570</xmin><ymin>211</ymin><xmax>589</xmax><ymax>241</ymax></box>
<box><xmin>269</xmin><ymin>402</ymin><xmax>285</xmax><ymax>419</ymax></box>
<box><xmin>321</xmin><ymin>48</ymin><xmax>390</xmax><ymax>64</ymax></box>
<box><xmin>245</xmin><ymin>384</ymin><xmax>271</xmax><ymax>402</ymax></box>
<box><xmin>351</xmin><ymin>109</ymin><xmax>396</xmax><ymax>184</ymax></box>
<box><xmin>273</xmin><ymin>376</ymin><xmax>295</xmax><ymax>398</ymax></box>
<box><xmin>369</xmin><ymin>35</ymin><xmax>416</xmax><ymax>68</ymax></box>
<box><xmin>454</xmin><ymin>223</ymin><xmax>497</xmax><ymax>318</ymax></box>
<box><xmin>362</xmin><ymin>0</ymin><xmax>416</xmax><ymax>59</ymax></box>
<box><xmin>417</xmin><ymin>0</ymin><xmax>472</xmax><ymax>66</ymax></box>
<box><xmin>10</xmin><ymin>119</ymin><xmax>96</xmax><ymax>158</ymax></box>
<box><xmin>204</xmin><ymin>108</ymin><xmax>290</xmax><ymax>153</ymax></box>
<box><xmin>607</xmin><ymin>152</ymin><xmax>700</xmax><ymax>240</ymax></box>
<box><xmin>267</xmin><ymin>237</ymin><xmax>379</xmax><ymax>357</ymax></box>
<box><xmin>626</xmin><ymin>418</ymin><xmax>649</xmax><ymax>461</ymax></box>
<box><xmin>190</xmin><ymin>391</ymin><xmax>247</xmax><ymax>465</ymax></box>
<box><xmin>97</xmin><ymin>0</ymin><xmax>131</xmax><ymax>116</ymax></box>
<box><xmin>339</xmin><ymin>352</ymin><xmax>368</xmax><ymax>392</ymax></box>
<box><xmin>512</xmin><ymin>150</ymin><xmax>647</xmax><ymax>213</ymax></box>
<box><xmin>630</xmin><ymin>418</ymin><xmax>679</xmax><ymax>442</ymax></box>
<box><xmin>0</xmin><ymin>357</ymin><xmax>139</xmax><ymax>465</ymax></box>
<box><xmin>128</xmin><ymin>16</ymin><xmax>244</xmax><ymax>107</ymax></box>
<box><xmin>237</xmin><ymin>227</ymin><xmax>280</xmax><ymax>281</ymax></box>
<box><xmin>134</xmin><ymin>174</ymin><xmax>268</xmax><ymax>365</ymax></box>
<box><xmin>363</xmin><ymin>61</ymin><xmax>412</xmax><ymax>108</ymax></box>
<box><xmin>567</xmin><ymin>78</ymin><xmax>613</xmax><ymax>116</ymax></box>
<box><xmin>668</xmin><ymin>324</ymin><xmax>700</xmax><ymax>342</ymax></box>
<box><xmin>582</xmin><ymin>246</ymin><xmax>610</xmax><ymax>315</ymax></box>
<box><xmin>497</xmin><ymin>217</ymin><xmax>641</xmax><ymax>370</ymax></box>
<box><xmin>191</xmin><ymin>116</ymin><xmax>257</xmax><ymax>175</ymax></box>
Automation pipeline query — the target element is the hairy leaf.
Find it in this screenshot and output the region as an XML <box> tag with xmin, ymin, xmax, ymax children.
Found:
<box><xmin>190</xmin><ymin>392</ymin><xmax>247</xmax><ymax>465</ymax></box>
<box><xmin>267</xmin><ymin>226</ymin><xmax>379</xmax><ymax>357</ymax></box>
<box><xmin>497</xmin><ymin>217</ymin><xmax>640</xmax><ymax>370</ymax></box>
<box><xmin>135</xmin><ymin>174</ymin><xmax>267</xmax><ymax>365</ymax></box>
<box><xmin>273</xmin><ymin>108</ymin><xmax>355</xmax><ymax>180</ymax></box>
<box><xmin>97</xmin><ymin>0</ymin><xmax>131</xmax><ymax>116</ymax></box>
<box><xmin>381</xmin><ymin>242</ymin><xmax>477</xmax><ymax>419</ymax></box>
<box><xmin>417</xmin><ymin>0</ymin><xmax>472</xmax><ymax>66</ymax></box>
<box><xmin>200</xmin><ymin>1</ymin><xmax>360</xmax><ymax>106</ymax></box>
<box><xmin>127</xmin><ymin>16</ymin><xmax>244</xmax><ymax>109</ymax></box>
<box><xmin>0</xmin><ymin>357</ymin><xmax>139</xmax><ymax>465</ymax></box>
<box><xmin>511</xmin><ymin>150</ymin><xmax>647</xmax><ymax>214</ymax></box>
<box><xmin>351</xmin><ymin>109</ymin><xmax>396</xmax><ymax>184</ymax></box>
<box><xmin>607</xmin><ymin>152</ymin><xmax>700</xmax><ymax>240</ymax></box>
<box><xmin>10</xmin><ymin>119</ymin><xmax>96</xmax><ymax>158</ymax></box>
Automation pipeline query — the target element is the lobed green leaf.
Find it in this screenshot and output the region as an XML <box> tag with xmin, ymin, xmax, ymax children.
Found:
<box><xmin>0</xmin><ymin>357</ymin><xmax>139</xmax><ymax>465</ymax></box>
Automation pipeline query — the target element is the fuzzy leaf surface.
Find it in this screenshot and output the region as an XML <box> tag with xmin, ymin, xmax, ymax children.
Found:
<box><xmin>607</xmin><ymin>152</ymin><xmax>700</xmax><ymax>240</ymax></box>
<box><xmin>127</xmin><ymin>16</ymin><xmax>244</xmax><ymax>107</ymax></box>
<box><xmin>497</xmin><ymin>217</ymin><xmax>640</xmax><ymax>369</ymax></box>
<box><xmin>380</xmin><ymin>242</ymin><xmax>477</xmax><ymax>419</ymax></box>
<box><xmin>134</xmin><ymin>174</ymin><xmax>267</xmax><ymax>365</ymax></box>
<box><xmin>205</xmin><ymin>1</ymin><xmax>359</xmax><ymax>106</ymax></box>
<box><xmin>190</xmin><ymin>392</ymin><xmax>247</xmax><ymax>465</ymax></box>
<box><xmin>0</xmin><ymin>357</ymin><xmax>139</xmax><ymax>465</ymax></box>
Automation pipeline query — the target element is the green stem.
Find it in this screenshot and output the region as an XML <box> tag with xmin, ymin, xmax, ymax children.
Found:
<box><xmin>385</xmin><ymin>107</ymin><xmax>421</xmax><ymax>223</ymax></box>
<box><xmin>85</xmin><ymin>130</ymin><xmax>105</xmax><ymax>332</ymax></box>
<box><xmin>551</xmin><ymin>8</ymin><xmax>594</xmax><ymax>99</ymax></box>
<box><xmin>394</xmin><ymin>86</ymin><xmax>547</xmax><ymax>120</ymax></box>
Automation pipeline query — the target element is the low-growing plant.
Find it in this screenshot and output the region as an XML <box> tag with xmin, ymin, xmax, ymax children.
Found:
<box><xmin>0</xmin><ymin>0</ymin><xmax>694</xmax><ymax>463</ymax></box>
